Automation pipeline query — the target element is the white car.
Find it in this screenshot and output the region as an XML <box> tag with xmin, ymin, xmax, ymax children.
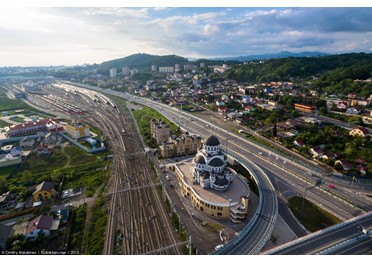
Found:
<box><xmin>215</xmin><ymin>244</ymin><xmax>224</xmax><ymax>250</ymax></box>
<box><xmin>166</xmin><ymin>175</ymin><xmax>170</xmax><ymax>180</ymax></box>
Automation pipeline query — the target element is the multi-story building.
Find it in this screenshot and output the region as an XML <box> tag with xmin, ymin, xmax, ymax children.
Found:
<box><xmin>130</xmin><ymin>68</ymin><xmax>139</xmax><ymax>75</ymax></box>
<box><xmin>109</xmin><ymin>68</ymin><xmax>117</xmax><ymax>78</ymax></box>
<box><xmin>175</xmin><ymin>64</ymin><xmax>181</xmax><ymax>72</ymax></box>
<box><xmin>32</xmin><ymin>181</ymin><xmax>56</xmax><ymax>202</ymax></box>
<box><xmin>151</xmin><ymin>65</ymin><xmax>157</xmax><ymax>71</ymax></box>
<box><xmin>159</xmin><ymin>67</ymin><xmax>174</xmax><ymax>73</ymax></box>
<box><xmin>160</xmin><ymin>133</ymin><xmax>202</xmax><ymax>158</ymax></box>
<box><xmin>64</xmin><ymin>122</ymin><xmax>90</xmax><ymax>139</ymax></box>
<box><xmin>122</xmin><ymin>67</ymin><xmax>130</xmax><ymax>76</ymax></box>
<box><xmin>5</xmin><ymin>119</ymin><xmax>60</xmax><ymax>137</ymax></box>
<box><xmin>151</xmin><ymin>118</ymin><xmax>170</xmax><ymax>144</ymax></box>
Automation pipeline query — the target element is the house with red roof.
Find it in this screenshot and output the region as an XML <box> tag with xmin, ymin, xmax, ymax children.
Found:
<box><xmin>309</xmin><ymin>146</ymin><xmax>324</xmax><ymax>158</ymax></box>
<box><xmin>293</xmin><ymin>139</ymin><xmax>305</xmax><ymax>147</ymax></box>
<box><xmin>25</xmin><ymin>215</ymin><xmax>53</xmax><ymax>240</ymax></box>
<box><xmin>335</xmin><ymin>159</ymin><xmax>353</xmax><ymax>171</ymax></box>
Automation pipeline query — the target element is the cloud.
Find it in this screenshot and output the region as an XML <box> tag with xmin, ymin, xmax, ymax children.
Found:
<box><xmin>1</xmin><ymin>7</ymin><xmax>372</xmax><ymax>66</ymax></box>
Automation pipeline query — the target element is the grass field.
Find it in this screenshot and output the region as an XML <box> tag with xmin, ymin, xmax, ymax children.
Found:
<box><xmin>5</xmin><ymin>144</ymin><xmax>109</xmax><ymax>197</ymax></box>
<box><xmin>0</xmin><ymin>87</ymin><xmax>30</xmax><ymax>111</ymax></box>
<box><xmin>0</xmin><ymin>119</ymin><xmax>9</xmax><ymax>128</ymax></box>
<box><xmin>0</xmin><ymin>86</ymin><xmax>54</xmax><ymax>117</ymax></box>
<box><xmin>287</xmin><ymin>196</ymin><xmax>342</xmax><ymax>232</ymax></box>
<box><xmin>131</xmin><ymin>103</ymin><xmax>180</xmax><ymax>148</ymax></box>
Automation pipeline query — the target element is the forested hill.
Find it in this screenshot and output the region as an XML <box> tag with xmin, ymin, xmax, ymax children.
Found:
<box><xmin>97</xmin><ymin>53</ymin><xmax>189</xmax><ymax>74</ymax></box>
<box><xmin>225</xmin><ymin>52</ymin><xmax>372</xmax><ymax>83</ymax></box>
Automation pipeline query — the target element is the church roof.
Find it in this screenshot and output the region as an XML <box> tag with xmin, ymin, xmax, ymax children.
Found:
<box><xmin>209</xmin><ymin>157</ymin><xmax>224</xmax><ymax>167</ymax></box>
<box><xmin>194</xmin><ymin>155</ymin><xmax>206</xmax><ymax>164</ymax></box>
<box><xmin>214</xmin><ymin>177</ymin><xmax>229</xmax><ymax>186</ymax></box>
<box><xmin>204</xmin><ymin>135</ymin><xmax>220</xmax><ymax>146</ymax></box>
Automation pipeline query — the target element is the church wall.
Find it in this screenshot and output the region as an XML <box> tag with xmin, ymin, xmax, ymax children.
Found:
<box><xmin>174</xmin><ymin>163</ymin><xmax>231</xmax><ymax>219</ymax></box>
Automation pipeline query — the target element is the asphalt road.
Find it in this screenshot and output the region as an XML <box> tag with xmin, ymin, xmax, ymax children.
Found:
<box><xmin>264</xmin><ymin>211</ymin><xmax>372</xmax><ymax>255</ymax></box>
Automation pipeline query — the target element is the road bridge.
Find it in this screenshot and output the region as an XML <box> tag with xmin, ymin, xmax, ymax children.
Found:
<box><xmin>262</xmin><ymin>211</ymin><xmax>372</xmax><ymax>255</ymax></box>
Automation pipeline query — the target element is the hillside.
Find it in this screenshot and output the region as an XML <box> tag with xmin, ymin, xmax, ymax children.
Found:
<box><xmin>224</xmin><ymin>52</ymin><xmax>372</xmax><ymax>97</ymax></box>
<box><xmin>97</xmin><ymin>53</ymin><xmax>189</xmax><ymax>74</ymax></box>
<box><xmin>215</xmin><ymin>51</ymin><xmax>329</xmax><ymax>62</ymax></box>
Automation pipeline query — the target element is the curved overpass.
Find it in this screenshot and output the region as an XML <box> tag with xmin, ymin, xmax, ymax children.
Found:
<box><xmin>211</xmin><ymin>154</ymin><xmax>278</xmax><ymax>254</ymax></box>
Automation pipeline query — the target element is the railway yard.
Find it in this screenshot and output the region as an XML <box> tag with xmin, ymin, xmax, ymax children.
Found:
<box><xmin>25</xmin><ymin>83</ymin><xmax>182</xmax><ymax>255</ymax></box>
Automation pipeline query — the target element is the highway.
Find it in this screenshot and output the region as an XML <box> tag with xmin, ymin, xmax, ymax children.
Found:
<box><xmin>262</xmin><ymin>211</ymin><xmax>372</xmax><ymax>255</ymax></box>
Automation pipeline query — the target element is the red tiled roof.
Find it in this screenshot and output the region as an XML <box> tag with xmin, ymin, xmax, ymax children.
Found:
<box><xmin>26</xmin><ymin>215</ymin><xmax>53</xmax><ymax>235</ymax></box>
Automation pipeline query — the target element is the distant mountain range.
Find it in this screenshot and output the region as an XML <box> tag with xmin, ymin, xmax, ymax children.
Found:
<box><xmin>97</xmin><ymin>51</ymin><xmax>330</xmax><ymax>74</ymax></box>
<box><xmin>207</xmin><ymin>51</ymin><xmax>330</xmax><ymax>62</ymax></box>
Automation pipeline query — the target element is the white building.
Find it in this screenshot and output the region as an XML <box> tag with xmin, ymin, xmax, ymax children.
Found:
<box><xmin>122</xmin><ymin>67</ymin><xmax>130</xmax><ymax>76</ymax></box>
<box><xmin>109</xmin><ymin>68</ymin><xmax>117</xmax><ymax>78</ymax></box>
<box><xmin>159</xmin><ymin>67</ymin><xmax>175</xmax><ymax>73</ymax></box>
<box><xmin>192</xmin><ymin>135</ymin><xmax>233</xmax><ymax>191</ymax></box>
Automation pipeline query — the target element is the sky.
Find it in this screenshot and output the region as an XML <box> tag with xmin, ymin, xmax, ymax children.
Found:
<box><xmin>0</xmin><ymin>1</ymin><xmax>372</xmax><ymax>66</ymax></box>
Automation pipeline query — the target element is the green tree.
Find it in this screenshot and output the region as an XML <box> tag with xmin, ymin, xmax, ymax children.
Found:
<box><xmin>273</xmin><ymin>122</ymin><xmax>277</xmax><ymax>137</ymax></box>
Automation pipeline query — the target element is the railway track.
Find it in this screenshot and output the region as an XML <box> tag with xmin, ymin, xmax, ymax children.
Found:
<box><xmin>39</xmin><ymin>86</ymin><xmax>181</xmax><ymax>255</ymax></box>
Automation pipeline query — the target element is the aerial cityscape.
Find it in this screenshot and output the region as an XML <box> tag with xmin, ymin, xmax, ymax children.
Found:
<box><xmin>0</xmin><ymin>6</ymin><xmax>372</xmax><ymax>256</ymax></box>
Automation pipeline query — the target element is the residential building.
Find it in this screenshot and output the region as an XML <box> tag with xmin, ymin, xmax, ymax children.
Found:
<box><xmin>130</xmin><ymin>68</ymin><xmax>139</xmax><ymax>75</ymax></box>
<box><xmin>321</xmin><ymin>152</ymin><xmax>338</xmax><ymax>160</ymax></box>
<box><xmin>122</xmin><ymin>67</ymin><xmax>130</xmax><ymax>76</ymax></box>
<box><xmin>337</xmin><ymin>101</ymin><xmax>348</xmax><ymax>110</ymax></box>
<box><xmin>25</xmin><ymin>215</ymin><xmax>53</xmax><ymax>240</ymax></box>
<box><xmin>159</xmin><ymin>67</ymin><xmax>174</xmax><ymax>73</ymax></box>
<box><xmin>175</xmin><ymin>64</ymin><xmax>181</xmax><ymax>72</ymax></box>
<box><xmin>309</xmin><ymin>146</ymin><xmax>324</xmax><ymax>158</ymax></box>
<box><xmin>294</xmin><ymin>103</ymin><xmax>316</xmax><ymax>113</ymax></box>
<box><xmin>32</xmin><ymin>181</ymin><xmax>56</xmax><ymax>202</ymax></box>
<box><xmin>109</xmin><ymin>68</ymin><xmax>117</xmax><ymax>78</ymax></box>
<box><xmin>5</xmin><ymin>119</ymin><xmax>55</xmax><ymax>137</ymax></box>
<box><xmin>335</xmin><ymin>159</ymin><xmax>352</xmax><ymax>171</ymax></box>
<box><xmin>151</xmin><ymin>118</ymin><xmax>170</xmax><ymax>144</ymax></box>
<box><xmin>64</xmin><ymin>122</ymin><xmax>90</xmax><ymax>139</ymax></box>
<box><xmin>160</xmin><ymin>133</ymin><xmax>202</xmax><ymax>158</ymax></box>
<box><xmin>346</xmin><ymin>107</ymin><xmax>359</xmax><ymax>115</ymax></box>
<box><xmin>151</xmin><ymin>65</ymin><xmax>157</xmax><ymax>71</ymax></box>
<box><xmin>37</xmin><ymin>144</ymin><xmax>55</xmax><ymax>157</ymax></box>
<box><xmin>349</xmin><ymin>127</ymin><xmax>369</xmax><ymax>137</ymax></box>
<box><xmin>0</xmin><ymin>191</ymin><xmax>17</xmax><ymax>212</ymax></box>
